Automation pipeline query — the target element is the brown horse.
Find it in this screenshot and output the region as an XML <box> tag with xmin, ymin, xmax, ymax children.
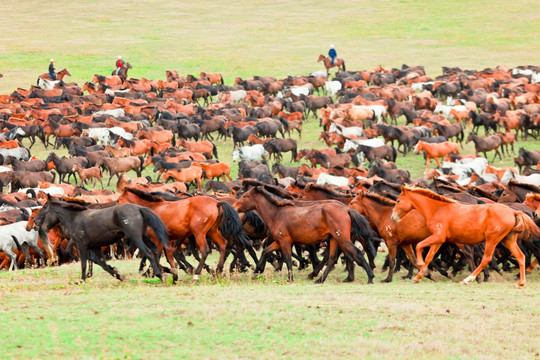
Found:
<box><xmin>116</xmin><ymin>188</ymin><xmax>256</xmax><ymax>280</ymax></box>
<box><xmin>176</xmin><ymin>138</ymin><xmax>218</xmax><ymax>159</ymax></box>
<box><xmin>161</xmin><ymin>167</ymin><xmax>206</xmax><ymax>191</ymax></box>
<box><xmin>466</xmin><ymin>133</ymin><xmax>503</xmax><ymax>162</ymax></box>
<box><xmin>136</xmin><ymin>129</ymin><xmax>174</xmax><ymax>145</ymax></box>
<box><xmin>414</xmin><ymin>140</ymin><xmax>459</xmax><ymax>173</ymax></box>
<box><xmin>193</xmin><ymin>162</ymin><xmax>232</xmax><ymax>182</ymax></box>
<box><xmin>96</xmin><ymin>156</ymin><xmax>143</xmax><ymax>186</ymax></box>
<box><xmin>390</xmin><ymin>186</ymin><xmax>540</xmax><ymax>286</ymax></box>
<box><xmin>234</xmin><ymin>186</ymin><xmax>374</xmax><ymax>283</ymax></box>
<box><xmin>72</xmin><ymin>163</ymin><xmax>104</xmax><ymax>188</ymax></box>
<box><xmin>39</xmin><ymin>68</ymin><xmax>71</xmax><ymax>81</ymax></box>
<box><xmin>350</xmin><ymin>191</ymin><xmax>431</xmax><ymax>282</ymax></box>
<box><xmin>317</xmin><ymin>54</ymin><xmax>346</xmax><ymax>72</ymax></box>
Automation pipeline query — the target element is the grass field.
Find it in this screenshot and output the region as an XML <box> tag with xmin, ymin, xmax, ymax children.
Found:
<box><xmin>1</xmin><ymin>1</ymin><xmax>540</xmax><ymax>359</ymax></box>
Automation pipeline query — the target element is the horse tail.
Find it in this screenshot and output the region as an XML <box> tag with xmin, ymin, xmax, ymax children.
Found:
<box><xmin>12</xmin><ymin>236</ymin><xmax>23</xmax><ymax>253</ymax></box>
<box><xmin>391</xmin><ymin>145</ymin><xmax>397</xmax><ymax>162</ymax></box>
<box><xmin>138</xmin><ymin>155</ymin><xmax>145</xmax><ymax>175</ymax></box>
<box><xmin>201</xmin><ymin>168</ymin><xmax>208</xmax><ymax>180</ymax></box>
<box><xmin>212</xmin><ymin>144</ymin><xmax>219</xmax><ymax>159</ymax></box>
<box><xmin>348</xmin><ymin>209</ymin><xmax>376</xmax><ymax>259</ymax></box>
<box><xmin>278</xmin><ymin>116</ymin><xmax>289</xmax><ymax>132</ymax></box>
<box><xmin>220</xmin><ymin>74</ymin><xmax>224</xmax><ymax>85</ymax></box>
<box><xmin>38</xmin><ymin>126</ymin><xmax>46</xmax><ymax>143</ymax></box>
<box><xmin>139</xmin><ymin>207</ymin><xmax>171</xmax><ymax>252</ymax></box>
<box><xmin>350</xmin><ymin>153</ymin><xmax>359</xmax><ymax>167</ymax></box>
<box><xmin>342</xmin><ymin>60</ymin><xmax>346</xmax><ymax>71</ymax></box>
<box><xmin>217</xmin><ymin>202</ymin><xmax>250</xmax><ymax>249</ymax></box>
<box><xmin>514</xmin><ymin>212</ymin><xmax>540</xmax><ymax>241</ymax></box>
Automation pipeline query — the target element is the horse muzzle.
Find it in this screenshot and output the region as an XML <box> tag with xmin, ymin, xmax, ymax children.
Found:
<box><xmin>390</xmin><ymin>211</ymin><xmax>401</xmax><ymax>223</ymax></box>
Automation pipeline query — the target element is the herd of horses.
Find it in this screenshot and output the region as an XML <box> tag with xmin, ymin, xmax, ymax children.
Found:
<box><xmin>1</xmin><ymin>61</ymin><xmax>540</xmax><ymax>287</ymax></box>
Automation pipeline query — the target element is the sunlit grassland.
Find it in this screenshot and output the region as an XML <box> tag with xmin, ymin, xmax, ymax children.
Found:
<box><xmin>1</xmin><ymin>1</ymin><xmax>540</xmax><ymax>359</ymax></box>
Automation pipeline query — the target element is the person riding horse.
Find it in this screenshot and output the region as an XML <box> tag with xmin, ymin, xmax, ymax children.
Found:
<box><xmin>328</xmin><ymin>45</ymin><xmax>337</xmax><ymax>66</ymax></box>
<box><xmin>48</xmin><ymin>59</ymin><xmax>56</xmax><ymax>80</ymax></box>
<box><xmin>115</xmin><ymin>56</ymin><xmax>125</xmax><ymax>76</ymax></box>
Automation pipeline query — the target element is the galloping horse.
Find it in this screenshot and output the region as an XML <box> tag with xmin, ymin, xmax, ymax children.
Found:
<box><xmin>317</xmin><ymin>54</ymin><xmax>346</xmax><ymax>72</ymax></box>
<box><xmin>117</xmin><ymin>188</ymin><xmax>257</xmax><ymax>281</ymax></box>
<box><xmin>414</xmin><ymin>140</ymin><xmax>459</xmax><ymax>173</ymax></box>
<box><xmin>234</xmin><ymin>186</ymin><xmax>375</xmax><ymax>283</ymax></box>
<box><xmin>390</xmin><ymin>186</ymin><xmax>540</xmax><ymax>286</ymax></box>
<box><xmin>30</xmin><ymin>196</ymin><xmax>170</xmax><ymax>282</ymax></box>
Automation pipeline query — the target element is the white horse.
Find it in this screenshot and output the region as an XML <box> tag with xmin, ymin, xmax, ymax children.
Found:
<box><xmin>108</xmin><ymin>126</ymin><xmax>133</xmax><ymax>140</ymax></box>
<box><xmin>328</xmin><ymin>123</ymin><xmax>364</xmax><ymax>138</ymax></box>
<box><xmin>532</xmin><ymin>72</ymin><xmax>540</xmax><ymax>84</ymax></box>
<box><xmin>411</xmin><ymin>81</ymin><xmax>434</xmax><ymax>92</ymax></box>
<box><xmin>500</xmin><ymin>170</ymin><xmax>540</xmax><ymax>186</ymax></box>
<box><xmin>232</xmin><ymin>144</ymin><xmax>268</xmax><ymax>162</ymax></box>
<box><xmin>93</xmin><ymin>108</ymin><xmax>125</xmax><ymax>118</ymax></box>
<box><xmin>0</xmin><ymin>221</ymin><xmax>45</xmax><ymax>271</ymax></box>
<box><xmin>434</xmin><ymin>103</ymin><xmax>467</xmax><ymax>119</ymax></box>
<box><xmin>325</xmin><ymin>81</ymin><xmax>342</xmax><ymax>96</ymax></box>
<box><xmin>342</xmin><ymin>138</ymin><xmax>386</xmax><ymax>153</ymax></box>
<box><xmin>37</xmin><ymin>77</ymin><xmax>61</xmax><ymax>90</ymax></box>
<box><xmin>310</xmin><ymin>70</ymin><xmax>328</xmax><ymax>78</ymax></box>
<box><xmin>316</xmin><ymin>172</ymin><xmax>350</xmax><ymax>187</ymax></box>
<box><xmin>0</xmin><ymin>147</ymin><xmax>30</xmax><ymax>161</ymax></box>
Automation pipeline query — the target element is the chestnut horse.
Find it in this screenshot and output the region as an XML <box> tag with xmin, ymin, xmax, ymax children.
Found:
<box><xmin>234</xmin><ymin>186</ymin><xmax>374</xmax><ymax>283</ymax></box>
<box><xmin>317</xmin><ymin>54</ymin><xmax>346</xmax><ymax>72</ymax></box>
<box><xmin>414</xmin><ymin>140</ymin><xmax>459</xmax><ymax>173</ymax></box>
<box><xmin>39</xmin><ymin>68</ymin><xmax>71</xmax><ymax>81</ymax></box>
<box><xmin>116</xmin><ymin>188</ymin><xmax>257</xmax><ymax>280</ymax></box>
<box><xmin>390</xmin><ymin>186</ymin><xmax>540</xmax><ymax>286</ymax></box>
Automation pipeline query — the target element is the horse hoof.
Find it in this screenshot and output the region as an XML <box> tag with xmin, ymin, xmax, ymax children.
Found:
<box><xmin>514</xmin><ymin>282</ymin><xmax>526</xmax><ymax>288</ymax></box>
<box><xmin>380</xmin><ymin>278</ymin><xmax>391</xmax><ymax>283</ymax></box>
<box><xmin>314</xmin><ymin>278</ymin><xmax>323</xmax><ymax>284</ymax></box>
<box><xmin>342</xmin><ymin>277</ymin><xmax>354</xmax><ymax>283</ymax></box>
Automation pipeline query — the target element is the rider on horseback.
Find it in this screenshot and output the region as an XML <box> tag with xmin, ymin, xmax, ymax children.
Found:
<box><xmin>48</xmin><ymin>59</ymin><xmax>56</xmax><ymax>80</ymax></box>
<box><xmin>328</xmin><ymin>45</ymin><xmax>337</xmax><ymax>66</ymax></box>
<box><xmin>115</xmin><ymin>56</ymin><xmax>125</xmax><ymax>76</ymax></box>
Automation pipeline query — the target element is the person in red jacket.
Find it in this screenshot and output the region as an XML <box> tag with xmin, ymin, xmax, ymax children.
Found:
<box><xmin>115</xmin><ymin>56</ymin><xmax>125</xmax><ymax>75</ymax></box>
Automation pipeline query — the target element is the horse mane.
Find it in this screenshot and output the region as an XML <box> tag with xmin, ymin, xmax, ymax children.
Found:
<box><xmin>468</xmin><ymin>186</ymin><xmax>500</xmax><ymax>202</ymax></box>
<box><xmin>242</xmin><ymin>179</ymin><xmax>297</xmax><ymax>199</ymax></box>
<box><xmin>304</xmin><ymin>183</ymin><xmax>351</xmax><ymax>198</ymax></box>
<box><xmin>120</xmin><ymin>137</ymin><xmax>135</xmax><ymax>147</ymax></box>
<box><xmin>362</xmin><ymin>191</ymin><xmax>397</xmax><ymax>206</ymax></box>
<box><xmin>49</xmin><ymin>197</ymin><xmax>90</xmax><ymax>211</ymax></box>
<box><xmin>255</xmin><ymin>186</ymin><xmax>295</xmax><ymax>206</ymax></box>
<box><xmin>125</xmin><ymin>187</ymin><xmax>183</xmax><ymax>202</ymax></box>
<box><xmin>370</xmin><ymin>179</ymin><xmax>402</xmax><ymax>191</ymax></box>
<box><xmin>403</xmin><ymin>186</ymin><xmax>456</xmax><ymax>203</ymax></box>
<box><xmin>242</xmin><ymin>210</ymin><xmax>268</xmax><ymax>234</ymax></box>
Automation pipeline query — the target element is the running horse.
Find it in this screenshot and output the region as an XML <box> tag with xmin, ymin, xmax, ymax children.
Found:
<box><xmin>390</xmin><ymin>186</ymin><xmax>540</xmax><ymax>286</ymax></box>
<box><xmin>234</xmin><ymin>186</ymin><xmax>375</xmax><ymax>283</ymax></box>
<box><xmin>414</xmin><ymin>140</ymin><xmax>459</xmax><ymax>173</ymax></box>
<box><xmin>116</xmin><ymin>188</ymin><xmax>258</xmax><ymax>281</ymax></box>
<box><xmin>317</xmin><ymin>54</ymin><xmax>346</xmax><ymax>72</ymax></box>
<box><xmin>29</xmin><ymin>196</ymin><xmax>170</xmax><ymax>282</ymax></box>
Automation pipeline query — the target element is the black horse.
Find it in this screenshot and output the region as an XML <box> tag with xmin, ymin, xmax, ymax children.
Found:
<box><xmin>31</xmin><ymin>196</ymin><xmax>169</xmax><ymax>282</ymax></box>
<box><xmin>228</xmin><ymin>125</ymin><xmax>257</xmax><ymax>148</ymax></box>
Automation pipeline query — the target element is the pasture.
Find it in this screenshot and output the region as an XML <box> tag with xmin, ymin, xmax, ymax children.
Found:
<box><xmin>1</xmin><ymin>0</ymin><xmax>540</xmax><ymax>359</ymax></box>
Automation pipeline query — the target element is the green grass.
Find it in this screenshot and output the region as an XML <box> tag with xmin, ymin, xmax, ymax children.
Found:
<box><xmin>1</xmin><ymin>0</ymin><xmax>540</xmax><ymax>359</ymax></box>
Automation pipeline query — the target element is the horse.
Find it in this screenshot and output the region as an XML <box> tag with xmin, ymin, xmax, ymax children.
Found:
<box><xmin>317</xmin><ymin>54</ymin><xmax>346</xmax><ymax>73</ymax></box>
<box><xmin>465</xmin><ymin>133</ymin><xmax>503</xmax><ymax>162</ymax></box>
<box><xmin>350</xmin><ymin>191</ymin><xmax>432</xmax><ymax>282</ymax></box>
<box><xmin>263</xmin><ymin>138</ymin><xmax>298</xmax><ymax>163</ymax></box>
<box><xmin>161</xmin><ymin>167</ymin><xmax>206</xmax><ymax>191</ymax></box>
<box><xmin>354</xmin><ymin>144</ymin><xmax>397</xmax><ymax>166</ymax></box>
<box><xmin>176</xmin><ymin>138</ymin><xmax>218</xmax><ymax>159</ymax></box>
<box><xmin>234</xmin><ymin>186</ymin><xmax>374</xmax><ymax>283</ymax></box>
<box><xmin>72</xmin><ymin>164</ymin><xmax>104</xmax><ymax>189</ymax></box>
<box><xmin>304</xmin><ymin>150</ymin><xmax>359</xmax><ymax>168</ymax></box>
<box><xmin>38</xmin><ymin>68</ymin><xmax>71</xmax><ymax>81</ymax></box>
<box><xmin>96</xmin><ymin>156</ymin><xmax>144</xmax><ymax>186</ymax></box>
<box><xmin>414</xmin><ymin>140</ymin><xmax>460</xmax><ymax>173</ymax></box>
<box><xmin>232</xmin><ymin>144</ymin><xmax>268</xmax><ymax>162</ymax></box>
<box><xmin>46</xmin><ymin>152</ymin><xmax>89</xmax><ymax>183</ymax></box>
<box><xmin>111</xmin><ymin>62</ymin><xmax>132</xmax><ymax>82</ymax></box>
<box><xmin>228</xmin><ymin>125</ymin><xmax>258</xmax><ymax>148</ymax></box>
<box><xmin>193</xmin><ymin>162</ymin><xmax>232</xmax><ymax>182</ymax></box>
<box><xmin>0</xmin><ymin>221</ymin><xmax>47</xmax><ymax>271</ymax></box>
<box><xmin>117</xmin><ymin>188</ymin><xmax>257</xmax><ymax>281</ymax></box>
<box><xmin>30</xmin><ymin>196</ymin><xmax>169</xmax><ymax>282</ymax></box>
<box><xmin>390</xmin><ymin>186</ymin><xmax>540</xmax><ymax>286</ymax></box>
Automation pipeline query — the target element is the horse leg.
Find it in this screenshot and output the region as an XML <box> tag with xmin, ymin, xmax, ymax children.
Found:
<box><xmin>278</xmin><ymin>239</ymin><xmax>294</xmax><ymax>282</ymax></box>
<box><xmin>6</xmin><ymin>248</ymin><xmax>18</xmax><ymax>271</ymax></box>
<box><xmin>255</xmin><ymin>240</ymin><xmax>281</xmax><ymax>275</ymax></box>
<box><xmin>78</xmin><ymin>246</ymin><xmax>88</xmax><ymax>281</ymax></box>
<box><xmin>192</xmin><ymin>234</ymin><xmax>211</xmax><ymax>280</ymax></box>
<box><xmin>424</xmin><ymin>157</ymin><xmax>431</xmax><ymax>174</ymax></box>
<box><xmin>338</xmin><ymin>239</ymin><xmax>374</xmax><ymax>284</ymax></box>
<box><xmin>87</xmin><ymin>249</ymin><xmax>124</xmax><ymax>281</ymax></box>
<box><xmin>414</xmin><ymin>243</ymin><xmax>443</xmax><ymax>282</ymax></box>
<box><xmin>501</xmin><ymin>234</ymin><xmax>526</xmax><ymax>287</ymax></box>
<box><xmin>461</xmin><ymin>239</ymin><xmax>501</xmax><ymax>285</ymax></box>
<box><xmin>29</xmin><ymin>243</ymin><xmax>46</xmax><ymax>268</ymax></box>
<box><xmin>381</xmin><ymin>241</ymin><xmax>398</xmax><ymax>283</ymax></box>
<box><xmin>315</xmin><ymin>239</ymin><xmax>338</xmax><ymax>284</ymax></box>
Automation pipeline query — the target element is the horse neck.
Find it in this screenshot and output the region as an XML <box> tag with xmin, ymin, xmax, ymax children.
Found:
<box><xmin>404</xmin><ymin>191</ymin><xmax>450</xmax><ymax>219</ymax></box>
<box><xmin>49</xmin><ymin>204</ymin><xmax>80</xmax><ymax>233</ymax></box>
<box><xmin>357</xmin><ymin>197</ymin><xmax>392</xmax><ymax>226</ymax></box>
<box><xmin>248</xmin><ymin>192</ymin><xmax>281</xmax><ymax>226</ymax></box>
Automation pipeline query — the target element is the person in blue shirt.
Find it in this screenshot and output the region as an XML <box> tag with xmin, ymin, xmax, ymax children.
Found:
<box><xmin>328</xmin><ymin>45</ymin><xmax>337</xmax><ymax>66</ymax></box>
<box><xmin>48</xmin><ymin>59</ymin><xmax>56</xmax><ymax>80</ymax></box>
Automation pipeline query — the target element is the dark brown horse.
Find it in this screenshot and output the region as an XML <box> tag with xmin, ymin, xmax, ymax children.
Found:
<box><xmin>234</xmin><ymin>186</ymin><xmax>374</xmax><ymax>283</ymax></box>
<box><xmin>317</xmin><ymin>54</ymin><xmax>346</xmax><ymax>72</ymax></box>
<box><xmin>466</xmin><ymin>133</ymin><xmax>503</xmax><ymax>162</ymax></box>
